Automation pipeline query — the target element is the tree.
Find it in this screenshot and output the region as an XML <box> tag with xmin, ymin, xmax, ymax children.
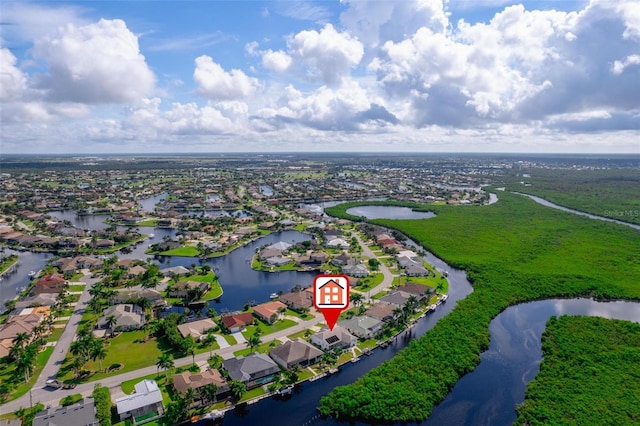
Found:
<box><xmin>350</xmin><ymin>293</ymin><xmax>364</xmax><ymax>307</ymax></box>
<box><xmin>200</xmin><ymin>383</ymin><xmax>218</xmax><ymax>404</ymax></box>
<box><xmin>368</xmin><ymin>258</ymin><xmax>380</xmax><ymax>271</ymax></box>
<box><xmin>104</xmin><ymin>315</ymin><xmax>117</xmax><ymax>337</ymax></box>
<box><xmin>203</xmin><ymin>332</ymin><xmax>217</xmax><ymax>358</ymax></box>
<box><xmin>156</xmin><ymin>353</ymin><xmax>174</xmax><ymax>378</ymax></box>
<box><xmin>182</xmin><ymin>337</ymin><xmax>196</xmax><ymax>365</ymax></box>
<box><xmin>228</xmin><ymin>379</ymin><xmax>246</xmax><ymax>400</ymax></box>
<box><xmin>91</xmin><ymin>341</ymin><xmax>108</xmax><ymax>372</ymax></box>
<box><xmin>246</xmin><ymin>332</ymin><xmax>262</xmax><ymax>353</ymax></box>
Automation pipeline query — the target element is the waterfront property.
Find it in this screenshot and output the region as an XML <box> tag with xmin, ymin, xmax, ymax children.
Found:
<box><xmin>176</xmin><ymin>318</ymin><xmax>217</xmax><ymax>340</ymax></box>
<box><xmin>311</xmin><ymin>326</ymin><xmax>357</xmax><ymax>351</ymax></box>
<box><xmin>252</xmin><ymin>301</ymin><xmax>287</xmax><ymax>324</ymax></box>
<box><xmin>338</xmin><ymin>315</ymin><xmax>383</xmax><ymax>339</ymax></box>
<box><xmin>269</xmin><ymin>339</ymin><xmax>323</xmax><ymax>369</ymax></box>
<box><xmin>96</xmin><ymin>304</ymin><xmax>145</xmax><ymax>331</ymax></box>
<box><xmin>222</xmin><ymin>353</ymin><xmax>280</xmax><ymax>389</ymax></box>
<box><xmin>173</xmin><ymin>369</ymin><xmax>230</xmax><ymax>405</ymax></box>
<box><xmin>220</xmin><ymin>313</ymin><xmax>255</xmax><ymax>333</ymax></box>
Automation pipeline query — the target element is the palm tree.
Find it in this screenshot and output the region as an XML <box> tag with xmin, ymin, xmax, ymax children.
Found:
<box><xmin>91</xmin><ymin>341</ymin><xmax>108</xmax><ymax>372</ymax></box>
<box><xmin>156</xmin><ymin>353</ymin><xmax>174</xmax><ymax>379</ymax></box>
<box><xmin>17</xmin><ymin>347</ymin><xmax>36</xmax><ymax>383</ymax></box>
<box><xmin>228</xmin><ymin>379</ymin><xmax>246</xmax><ymax>400</ymax></box>
<box><xmin>105</xmin><ymin>315</ymin><xmax>117</xmax><ymax>337</ymax></box>
<box><xmin>200</xmin><ymin>383</ymin><xmax>218</xmax><ymax>404</ymax></box>
<box><xmin>13</xmin><ymin>332</ymin><xmax>29</xmax><ymax>350</ymax></box>
<box><xmin>350</xmin><ymin>293</ymin><xmax>364</xmax><ymax>307</ymax></box>
<box><xmin>203</xmin><ymin>332</ymin><xmax>217</xmax><ymax>358</ymax></box>
<box><xmin>246</xmin><ymin>332</ymin><xmax>261</xmax><ymax>353</ymax></box>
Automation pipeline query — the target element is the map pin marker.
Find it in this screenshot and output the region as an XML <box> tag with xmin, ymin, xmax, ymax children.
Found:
<box><xmin>313</xmin><ymin>275</ymin><xmax>350</xmax><ymax>331</ymax></box>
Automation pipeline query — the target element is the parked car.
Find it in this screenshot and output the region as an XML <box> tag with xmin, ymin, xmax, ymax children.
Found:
<box><xmin>45</xmin><ymin>379</ymin><xmax>62</xmax><ymax>389</ymax></box>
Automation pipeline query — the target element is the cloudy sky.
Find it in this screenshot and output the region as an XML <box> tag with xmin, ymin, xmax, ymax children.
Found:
<box><xmin>1</xmin><ymin>0</ymin><xmax>638</xmax><ymax>154</ymax></box>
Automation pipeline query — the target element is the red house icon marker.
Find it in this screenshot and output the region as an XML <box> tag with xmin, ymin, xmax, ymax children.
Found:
<box><xmin>318</xmin><ymin>279</ymin><xmax>345</xmax><ymax>306</ymax></box>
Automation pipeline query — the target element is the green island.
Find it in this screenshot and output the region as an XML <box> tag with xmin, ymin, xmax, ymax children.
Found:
<box><xmin>515</xmin><ymin>316</ymin><xmax>640</xmax><ymax>425</ymax></box>
<box><xmin>318</xmin><ymin>192</ymin><xmax>640</xmax><ymax>422</ymax></box>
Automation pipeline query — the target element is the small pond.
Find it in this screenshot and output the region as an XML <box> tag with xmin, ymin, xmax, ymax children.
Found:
<box><xmin>346</xmin><ymin>205</ymin><xmax>436</xmax><ymax>220</ymax></box>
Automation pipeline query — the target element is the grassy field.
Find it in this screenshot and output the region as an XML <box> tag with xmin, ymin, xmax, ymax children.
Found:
<box><xmin>241</xmin><ymin>319</ymin><xmax>297</xmax><ymax>339</ymax></box>
<box><xmin>59</xmin><ymin>331</ymin><xmax>162</xmax><ymax>383</ymax></box>
<box><xmin>515</xmin><ymin>316</ymin><xmax>640</xmax><ymax>425</ymax></box>
<box><xmin>178</xmin><ymin>272</ymin><xmax>223</xmax><ymax>300</ymax></box>
<box><xmin>0</xmin><ymin>347</ymin><xmax>53</xmax><ymax>402</ymax></box>
<box><xmin>319</xmin><ymin>193</ymin><xmax>640</xmax><ymax>422</ymax></box>
<box><xmin>158</xmin><ymin>246</ymin><xmax>200</xmax><ymax>257</ymax></box>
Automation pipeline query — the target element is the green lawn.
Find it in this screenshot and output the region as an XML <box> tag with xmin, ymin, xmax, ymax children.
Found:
<box><xmin>173</xmin><ymin>272</ymin><xmax>223</xmax><ymax>300</ymax></box>
<box><xmin>241</xmin><ymin>319</ymin><xmax>297</xmax><ymax>339</ymax></box>
<box><xmin>239</xmin><ymin>386</ymin><xmax>266</xmax><ymax>402</ymax></box>
<box><xmin>286</xmin><ymin>329</ymin><xmax>313</xmax><ymax>340</ymax></box>
<box><xmin>222</xmin><ymin>334</ymin><xmax>237</xmax><ymax>345</ymax></box>
<box><xmin>158</xmin><ymin>246</ymin><xmax>200</xmax><ymax>257</ymax></box>
<box><xmin>284</xmin><ymin>308</ymin><xmax>313</xmax><ymax>320</ymax></box>
<box><xmin>233</xmin><ymin>340</ymin><xmax>279</xmax><ymax>357</ymax></box>
<box><xmin>48</xmin><ymin>327</ymin><xmax>64</xmax><ymax>342</ymax></box>
<box><xmin>58</xmin><ymin>331</ymin><xmax>162</xmax><ymax>383</ymax></box>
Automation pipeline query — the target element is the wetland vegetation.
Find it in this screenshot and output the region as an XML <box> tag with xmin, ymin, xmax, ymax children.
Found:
<box><xmin>319</xmin><ymin>192</ymin><xmax>640</xmax><ymax>422</ymax></box>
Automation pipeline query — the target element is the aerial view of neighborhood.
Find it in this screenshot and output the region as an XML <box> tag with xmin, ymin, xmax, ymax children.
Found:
<box><xmin>1</xmin><ymin>0</ymin><xmax>639</xmax><ymax>425</ymax></box>
<box><xmin>0</xmin><ymin>153</ymin><xmax>638</xmax><ymax>426</ymax></box>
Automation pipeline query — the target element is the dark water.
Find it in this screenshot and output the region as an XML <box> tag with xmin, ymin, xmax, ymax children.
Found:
<box><xmin>260</xmin><ymin>185</ymin><xmax>274</xmax><ymax>196</ymax></box>
<box><xmin>137</xmin><ymin>193</ymin><xmax>167</xmax><ymax>212</ymax></box>
<box><xmin>47</xmin><ymin>211</ymin><xmax>112</xmax><ymax>231</ymax></box>
<box><xmin>425</xmin><ymin>299</ymin><xmax>640</xmax><ymax>426</ymax></box>
<box><xmin>346</xmin><ymin>206</ymin><xmax>436</xmax><ymax>220</ymax></box>
<box><xmin>0</xmin><ymin>249</ymin><xmax>53</xmax><ymax>307</ymax></box>
<box><xmin>160</xmin><ymin>230</ymin><xmax>319</xmax><ymax>314</ymax></box>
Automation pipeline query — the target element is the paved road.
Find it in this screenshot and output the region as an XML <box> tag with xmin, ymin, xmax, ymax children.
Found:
<box><xmin>352</xmin><ymin>232</ymin><xmax>395</xmax><ymax>301</ymax></box>
<box><xmin>0</xmin><ymin>310</ymin><xmax>325</xmax><ymax>413</ymax></box>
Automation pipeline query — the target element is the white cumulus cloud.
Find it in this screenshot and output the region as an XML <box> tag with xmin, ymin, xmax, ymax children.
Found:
<box><xmin>32</xmin><ymin>19</ymin><xmax>155</xmax><ymax>104</ymax></box>
<box><xmin>194</xmin><ymin>55</ymin><xmax>262</xmax><ymax>100</ymax></box>
<box><xmin>287</xmin><ymin>24</ymin><xmax>364</xmax><ymax>86</ymax></box>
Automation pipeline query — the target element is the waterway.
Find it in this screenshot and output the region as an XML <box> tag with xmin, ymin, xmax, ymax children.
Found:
<box><xmin>346</xmin><ymin>205</ymin><xmax>436</xmax><ymax>220</ymax></box>
<box><xmin>516</xmin><ymin>192</ymin><xmax>640</xmax><ymax>231</ymax></box>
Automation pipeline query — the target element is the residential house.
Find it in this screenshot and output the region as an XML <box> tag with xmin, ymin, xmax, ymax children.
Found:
<box><xmin>331</xmin><ymin>253</ymin><xmax>355</xmax><ymax>266</ymax></box>
<box><xmin>364</xmin><ymin>303</ymin><xmax>396</xmax><ymax>321</ymax></box>
<box><xmin>167</xmin><ymin>281</ymin><xmax>210</xmax><ymax>298</ymax></box>
<box><xmin>32</xmin><ymin>274</ymin><xmax>67</xmax><ymax>296</ymax></box>
<box><xmin>110</xmin><ymin>289</ymin><xmax>166</xmax><ymax>307</ymax></box>
<box><xmin>279</xmin><ymin>288</ymin><xmax>314</xmax><ymax>312</ymax></box>
<box><xmin>97</xmin><ymin>304</ymin><xmax>145</xmax><ymax>331</ymax></box>
<box><xmin>253</xmin><ymin>301</ymin><xmax>287</xmax><ymax>324</ymax></box>
<box><xmin>32</xmin><ymin>400</ymin><xmax>98</xmax><ymax>426</ymax></box>
<box><xmin>0</xmin><ymin>313</ymin><xmax>42</xmax><ymax>357</ymax></box>
<box><xmin>338</xmin><ymin>315</ymin><xmax>383</xmax><ymax>339</ymax></box>
<box><xmin>220</xmin><ymin>313</ymin><xmax>254</xmax><ymax>333</ymax></box>
<box><xmin>115</xmin><ymin>379</ymin><xmax>164</xmax><ymax>423</ymax></box>
<box><xmin>177</xmin><ymin>318</ymin><xmax>217</xmax><ymax>340</ymax></box>
<box><xmin>92</xmin><ymin>239</ymin><xmax>115</xmax><ymax>248</ymax></box>
<box><xmin>14</xmin><ymin>293</ymin><xmax>58</xmax><ymax>309</ymax></box>
<box><xmin>270</xmin><ymin>339</ymin><xmax>323</xmax><ymax>369</ymax></box>
<box><xmin>379</xmin><ymin>291</ymin><xmax>413</xmax><ymax>307</ymax></box>
<box><xmin>258</xmin><ymin>247</ymin><xmax>282</xmax><ymax>260</ymax></box>
<box><xmin>267</xmin><ymin>241</ymin><xmax>291</xmax><ymax>251</ymax></box>
<box><xmin>396</xmin><ymin>283</ymin><xmax>434</xmax><ymax>299</ymax></box>
<box><xmin>222</xmin><ymin>353</ymin><xmax>280</xmax><ymax>389</ymax></box>
<box><xmin>159</xmin><ymin>266</ymin><xmax>191</xmax><ymax>277</ymax></box>
<box><xmin>126</xmin><ymin>265</ymin><xmax>147</xmax><ymax>278</ymax></box>
<box><xmin>173</xmin><ymin>369</ymin><xmax>230</xmax><ymax>404</ymax></box>
<box><xmin>326</xmin><ymin>238</ymin><xmax>349</xmax><ymax>249</ymax></box>
<box><xmin>341</xmin><ymin>263</ymin><xmax>369</xmax><ymax>278</ymax></box>
<box><xmin>310</xmin><ymin>326</ymin><xmax>357</xmax><ymax>351</ymax></box>
<box><xmin>406</xmin><ymin>264</ymin><xmax>429</xmax><ymax>277</ymax></box>
<box><xmin>264</xmin><ymin>256</ymin><xmax>292</xmax><ymax>267</ymax></box>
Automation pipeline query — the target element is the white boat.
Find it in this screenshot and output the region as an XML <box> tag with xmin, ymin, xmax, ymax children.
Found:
<box><xmin>195</xmin><ymin>409</ymin><xmax>224</xmax><ymax>421</ymax></box>
<box><xmin>270</xmin><ymin>293</ymin><xmax>278</xmax><ymax>299</ymax></box>
<box><xmin>276</xmin><ymin>385</ymin><xmax>294</xmax><ymax>395</ymax></box>
<box><xmin>441</xmin><ymin>294</ymin><xmax>448</xmax><ymax>302</ymax></box>
<box><xmin>28</xmin><ymin>270</ymin><xmax>37</xmax><ymax>278</ymax></box>
<box><xmin>148</xmin><ymin>233</ymin><xmax>155</xmax><ymax>238</ymax></box>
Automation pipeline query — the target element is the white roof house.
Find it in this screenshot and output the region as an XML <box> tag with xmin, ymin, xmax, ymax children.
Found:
<box><xmin>115</xmin><ymin>379</ymin><xmax>164</xmax><ymax>421</ymax></box>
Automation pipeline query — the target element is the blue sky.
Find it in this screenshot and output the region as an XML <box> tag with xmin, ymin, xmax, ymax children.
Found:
<box><xmin>1</xmin><ymin>0</ymin><xmax>638</xmax><ymax>154</ymax></box>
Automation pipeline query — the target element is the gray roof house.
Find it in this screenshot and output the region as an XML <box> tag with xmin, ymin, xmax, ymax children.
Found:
<box><xmin>97</xmin><ymin>304</ymin><xmax>145</xmax><ymax>331</ymax></box>
<box><xmin>115</xmin><ymin>379</ymin><xmax>164</xmax><ymax>422</ymax></box>
<box><xmin>338</xmin><ymin>315</ymin><xmax>383</xmax><ymax>339</ymax></box>
<box><xmin>160</xmin><ymin>265</ymin><xmax>191</xmax><ymax>277</ymax></box>
<box><xmin>342</xmin><ymin>263</ymin><xmax>369</xmax><ymax>277</ymax></box>
<box><xmin>269</xmin><ymin>339</ymin><xmax>323</xmax><ymax>369</ymax></box>
<box><xmin>310</xmin><ymin>326</ymin><xmax>357</xmax><ymax>351</ymax></box>
<box><xmin>379</xmin><ymin>291</ymin><xmax>412</xmax><ymax>307</ymax></box>
<box><xmin>32</xmin><ymin>399</ymin><xmax>98</xmax><ymax>426</ymax></box>
<box><xmin>405</xmin><ymin>264</ymin><xmax>429</xmax><ymax>277</ymax></box>
<box><xmin>222</xmin><ymin>353</ymin><xmax>280</xmax><ymax>389</ymax></box>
